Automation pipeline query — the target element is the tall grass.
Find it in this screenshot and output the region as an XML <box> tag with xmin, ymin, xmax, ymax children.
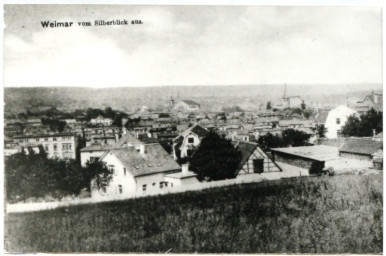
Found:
<box><xmin>5</xmin><ymin>174</ymin><xmax>382</xmax><ymax>253</ymax></box>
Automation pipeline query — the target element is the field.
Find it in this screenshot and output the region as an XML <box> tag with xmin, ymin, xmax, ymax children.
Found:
<box><xmin>5</xmin><ymin>174</ymin><xmax>383</xmax><ymax>253</ymax></box>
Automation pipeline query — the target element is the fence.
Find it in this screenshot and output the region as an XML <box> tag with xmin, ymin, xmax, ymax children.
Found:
<box><xmin>6</xmin><ymin>165</ymin><xmax>307</xmax><ymax>213</ymax></box>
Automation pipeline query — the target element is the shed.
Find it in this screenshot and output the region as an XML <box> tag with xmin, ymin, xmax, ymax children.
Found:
<box><xmin>339</xmin><ymin>138</ymin><xmax>383</xmax><ymax>161</ymax></box>
<box><xmin>271</xmin><ymin>145</ymin><xmax>339</xmax><ymax>173</ymax></box>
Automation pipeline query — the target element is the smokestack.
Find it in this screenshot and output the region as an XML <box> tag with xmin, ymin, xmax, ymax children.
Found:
<box><xmin>182</xmin><ymin>163</ymin><xmax>189</xmax><ymax>174</ymax></box>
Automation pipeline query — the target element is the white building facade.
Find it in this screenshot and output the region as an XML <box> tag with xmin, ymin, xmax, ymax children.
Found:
<box><xmin>325</xmin><ymin>105</ymin><xmax>358</xmax><ymax>139</ymax></box>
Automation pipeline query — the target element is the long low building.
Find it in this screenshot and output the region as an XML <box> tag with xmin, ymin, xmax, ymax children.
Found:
<box><xmin>271</xmin><ymin>145</ymin><xmax>373</xmax><ymax>173</ymax></box>
<box><xmin>271</xmin><ymin>145</ymin><xmax>340</xmax><ymax>173</ymax></box>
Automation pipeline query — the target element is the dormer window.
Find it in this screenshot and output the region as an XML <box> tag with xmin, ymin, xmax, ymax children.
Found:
<box><xmin>188</xmin><ymin>138</ymin><xmax>194</xmax><ymax>144</ymax></box>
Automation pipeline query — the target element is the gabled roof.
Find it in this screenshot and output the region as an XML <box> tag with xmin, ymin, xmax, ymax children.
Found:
<box><xmin>363</xmin><ymin>93</ymin><xmax>383</xmax><ymax>112</ymax></box>
<box><xmin>112</xmin><ymin>132</ymin><xmax>142</xmax><ymax>147</ymax></box>
<box><xmin>104</xmin><ymin>144</ymin><xmax>180</xmax><ymax>177</ymax></box>
<box><xmin>231</xmin><ymin>141</ymin><xmax>258</xmax><ymax>171</ymax></box>
<box><xmin>173</xmin><ymin>124</ymin><xmax>209</xmax><ymax>142</ymax></box>
<box><xmin>339</xmin><ymin>138</ymin><xmax>383</xmax><ymax>156</ymax></box>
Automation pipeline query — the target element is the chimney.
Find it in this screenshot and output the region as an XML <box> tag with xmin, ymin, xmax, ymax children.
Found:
<box><xmin>182</xmin><ymin>163</ymin><xmax>189</xmax><ymax>174</ymax></box>
<box><xmin>139</xmin><ymin>144</ymin><xmax>146</xmax><ymax>154</ymax></box>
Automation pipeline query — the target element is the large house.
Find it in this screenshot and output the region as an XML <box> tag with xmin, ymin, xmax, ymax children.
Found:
<box><xmin>90</xmin><ymin>115</ymin><xmax>113</xmax><ymax>126</ymax></box>
<box><xmin>324</xmin><ymin>105</ymin><xmax>358</xmax><ymax>139</ymax></box>
<box><xmin>352</xmin><ymin>92</ymin><xmax>383</xmax><ymax>114</ymax></box>
<box><xmin>173</xmin><ymin>100</ymin><xmax>200</xmax><ymax>112</ymax></box>
<box><xmin>172</xmin><ymin>124</ymin><xmax>209</xmax><ymax>159</ymax></box>
<box><xmin>92</xmin><ymin>143</ymin><xmax>181</xmax><ymax>198</ymax></box>
<box><xmin>13</xmin><ymin>133</ymin><xmax>78</xmax><ymax>160</ymax></box>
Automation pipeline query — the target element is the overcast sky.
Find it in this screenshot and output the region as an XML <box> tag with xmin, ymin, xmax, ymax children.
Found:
<box><xmin>4</xmin><ymin>5</ymin><xmax>382</xmax><ymax>87</ymax></box>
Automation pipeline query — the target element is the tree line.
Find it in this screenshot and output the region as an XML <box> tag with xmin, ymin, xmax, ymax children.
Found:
<box><xmin>5</xmin><ymin>150</ymin><xmax>112</xmax><ymax>203</ymax></box>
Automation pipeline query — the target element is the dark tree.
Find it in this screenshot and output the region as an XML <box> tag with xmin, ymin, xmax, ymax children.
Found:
<box><xmin>190</xmin><ymin>132</ymin><xmax>242</xmax><ymax>181</ymax></box>
<box><xmin>282</xmin><ymin>129</ymin><xmax>312</xmax><ymax>147</ymax></box>
<box><xmin>341</xmin><ymin>108</ymin><xmax>382</xmax><ymax>137</ymax></box>
<box><xmin>112</xmin><ymin>115</ymin><xmax>123</xmax><ymax>127</ymax></box>
<box><xmin>104</xmin><ymin>107</ymin><xmax>115</xmax><ymax>119</ymax></box>
<box><xmin>41</xmin><ymin>118</ymin><xmax>67</xmax><ymax>132</ymax></box>
<box><xmin>312</xmin><ymin>124</ymin><xmax>327</xmax><ymax>139</ymax></box>
<box><xmin>5</xmin><ymin>153</ymin><xmax>111</xmax><ymax>202</ymax></box>
<box><xmin>257</xmin><ymin>129</ymin><xmax>312</xmax><ymax>151</ymax></box>
<box><xmin>257</xmin><ymin>133</ymin><xmax>286</xmax><ymax>152</ymax></box>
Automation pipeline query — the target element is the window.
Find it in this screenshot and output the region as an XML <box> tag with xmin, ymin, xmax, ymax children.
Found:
<box><xmin>44</xmin><ymin>145</ymin><xmax>49</xmax><ymax>151</ymax></box>
<box><xmin>53</xmin><ymin>137</ymin><xmax>57</xmax><ymax>141</ymax></box>
<box><xmin>160</xmin><ymin>182</ymin><xmax>163</xmax><ymax>189</ymax></box>
<box><xmin>44</xmin><ymin>138</ymin><xmax>48</xmax><ymax>142</ymax></box>
<box><xmin>164</xmin><ymin>182</ymin><xmax>168</xmax><ymax>187</ymax></box>
<box><xmin>102</xmin><ymin>186</ymin><xmax>107</xmax><ymax>193</ymax></box>
<box><xmin>36</xmin><ymin>138</ymin><xmax>40</xmax><ymax>142</ymax></box>
<box><xmin>188</xmin><ymin>137</ymin><xmax>194</xmax><ymax>143</ymax></box>
<box><xmin>171</xmin><ymin>183</ymin><xmax>173</xmax><ymax>187</ymax></box>
<box><xmin>142</xmin><ymin>184</ymin><xmax>147</xmax><ymax>191</ymax></box>
<box><xmin>108</xmin><ymin>165</ymin><xmax>115</xmax><ymax>175</ymax></box>
<box><xmin>62</xmin><ymin>143</ymin><xmax>72</xmax><ymax>150</ymax></box>
<box><xmin>152</xmin><ymin>183</ymin><xmax>156</xmax><ymax>186</ymax></box>
<box><xmin>336</xmin><ymin>118</ymin><xmax>340</xmax><ymax>125</ymax></box>
<box><xmin>53</xmin><ymin>144</ymin><xmax>57</xmax><ymax>151</ymax></box>
<box><xmin>118</xmin><ymin>185</ymin><xmax>123</xmax><ymax>194</ymax></box>
<box><xmin>19</xmin><ymin>139</ymin><xmax>23</xmax><ymax>143</ymax></box>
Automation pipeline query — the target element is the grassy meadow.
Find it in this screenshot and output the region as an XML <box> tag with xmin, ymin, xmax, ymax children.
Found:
<box><xmin>5</xmin><ymin>174</ymin><xmax>383</xmax><ymax>253</ymax></box>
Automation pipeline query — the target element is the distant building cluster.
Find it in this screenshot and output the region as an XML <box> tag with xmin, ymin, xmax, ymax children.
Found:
<box><xmin>4</xmin><ymin>91</ymin><xmax>383</xmax><ymax>199</ymax></box>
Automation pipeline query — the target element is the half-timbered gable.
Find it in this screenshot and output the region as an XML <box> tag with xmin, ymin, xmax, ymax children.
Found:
<box><xmin>232</xmin><ymin>141</ymin><xmax>282</xmax><ymax>175</ymax></box>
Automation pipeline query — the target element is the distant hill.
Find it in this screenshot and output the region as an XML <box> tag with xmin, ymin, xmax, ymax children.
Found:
<box><xmin>4</xmin><ymin>83</ymin><xmax>382</xmax><ymax>114</ymax></box>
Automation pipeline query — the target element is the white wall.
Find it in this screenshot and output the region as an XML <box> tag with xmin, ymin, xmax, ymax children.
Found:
<box><xmin>91</xmin><ymin>152</ymin><xmax>137</xmax><ymax>199</ymax></box>
<box><xmin>180</xmin><ymin>133</ymin><xmax>201</xmax><ymax>158</ymax></box>
<box><xmin>325</xmin><ymin>105</ymin><xmax>358</xmax><ymax>139</ymax></box>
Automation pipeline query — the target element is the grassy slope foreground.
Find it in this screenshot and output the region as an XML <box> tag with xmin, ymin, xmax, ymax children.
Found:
<box><xmin>5</xmin><ymin>174</ymin><xmax>383</xmax><ymax>253</ymax></box>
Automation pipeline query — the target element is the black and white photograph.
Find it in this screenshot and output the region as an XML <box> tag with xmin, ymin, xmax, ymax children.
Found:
<box><xmin>3</xmin><ymin>3</ymin><xmax>383</xmax><ymax>253</ymax></box>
